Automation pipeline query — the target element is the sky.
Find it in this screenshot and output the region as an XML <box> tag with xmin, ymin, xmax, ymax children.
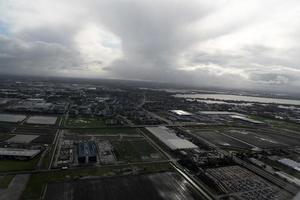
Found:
<box><xmin>0</xmin><ymin>0</ymin><xmax>300</xmax><ymax>92</ymax></box>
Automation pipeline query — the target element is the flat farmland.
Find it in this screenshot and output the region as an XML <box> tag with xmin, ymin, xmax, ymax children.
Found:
<box><xmin>187</xmin><ymin>128</ymin><xmax>253</xmax><ymax>150</ymax></box>
<box><xmin>0</xmin><ymin>133</ymin><xmax>14</xmax><ymax>142</ymax></box>
<box><xmin>26</xmin><ymin>116</ymin><xmax>57</xmax><ymax>125</ymax></box>
<box><xmin>30</xmin><ymin>135</ymin><xmax>55</xmax><ymax>144</ymax></box>
<box><xmin>66</xmin><ymin>117</ymin><xmax>105</xmax><ymax>128</ymax></box>
<box><xmin>69</xmin><ymin>128</ymin><xmax>141</xmax><ymax>136</ymax></box>
<box><xmin>44</xmin><ymin>172</ymin><xmax>200</xmax><ymax>200</ymax></box>
<box><xmin>0</xmin><ymin>122</ymin><xmax>16</xmax><ymax>133</ymax></box>
<box><xmin>14</xmin><ymin>126</ymin><xmax>57</xmax><ymax>135</ymax></box>
<box><xmin>22</xmin><ymin>163</ymin><xmax>173</xmax><ymax>200</ymax></box>
<box><xmin>111</xmin><ymin>139</ymin><xmax>163</xmax><ymax>162</ymax></box>
<box><xmin>0</xmin><ymin>156</ymin><xmax>40</xmax><ymax>172</ymax></box>
<box><xmin>223</xmin><ymin>129</ymin><xmax>291</xmax><ymax>149</ymax></box>
<box><xmin>0</xmin><ymin>113</ymin><xmax>26</xmax><ymax>123</ymax></box>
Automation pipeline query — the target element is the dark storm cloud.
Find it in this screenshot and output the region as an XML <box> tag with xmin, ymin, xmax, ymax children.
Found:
<box><xmin>94</xmin><ymin>0</ymin><xmax>214</xmax><ymax>81</ymax></box>
<box><xmin>0</xmin><ymin>0</ymin><xmax>300</xmax><ymax>92</ymax></box>
<box><xmin>0</xmin><ymin>36</ymin><xmax>83</xmax><ymax>76</ymax></box>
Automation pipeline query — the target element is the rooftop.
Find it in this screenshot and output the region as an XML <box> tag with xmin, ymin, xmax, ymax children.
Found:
<box><xmin>0</xmin><ymin>148</ymin><xmax>41</xmax><ymax>157</ymax></box>
<box><xmin>146</xmin><ymin>126</ymin><xmax>198</xmax><ymax>150</ymax></box>
<box><xmin>170</xmin><ymin>110</ymin><xmax>193</xmax><ymax>116</ymax></box>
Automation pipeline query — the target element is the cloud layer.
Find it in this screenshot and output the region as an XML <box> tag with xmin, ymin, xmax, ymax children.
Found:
<box><xmin>1</xmin><ymin>0</ymin><xmax>300</xmax><ymax>92</ymax></box>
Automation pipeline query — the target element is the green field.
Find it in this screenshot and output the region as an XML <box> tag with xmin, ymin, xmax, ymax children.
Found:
<box><xmin>0</xmin><ymin>156</ymin><xmax>39</xmax><ymax>172</ymax></box>
<box><xmin>66</xmin><ymin>117</ymin><xmax>106</xmax><ymax>128</ymax></box>
<box><xmin>250</xmin><ymin>115</ymin><xmax>300</xmax><ymax>131</ymax></box>
<box><xmin>112</xmin><ymin>139</ymin><xmax>162</xmax><ymax>162</ymax></box>
<box><xmin>21</xmin><ymin>162</ymin><xmax>173</xmax><ymax>200</ymax></box>
<box><xmin>0</xmin><ymin>133</ymin><xmax>14</xmax><ymax>142</ymax></box>
<box><xmin>0</xmin><ymin>175</ymin><xmax>15</xmax><ymax>188</ymax></box>
<box><xmin>70</xmin><ymin>127</ymin><xmax>141</xmax><ymax>135</ymax></box>
<box><xmin>0</xmin><ymin>122</ymin><xmax>16</xmax><ymax>133</ymax></box>
<box><xmin>41</xmin><ymin>145</ymin><xmax>54</xmax><ymax>169</ymax></box>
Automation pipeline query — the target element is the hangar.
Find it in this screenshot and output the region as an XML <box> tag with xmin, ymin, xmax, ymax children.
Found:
<box><xmin>0</xmin><ymin>148</ymin><xmax>41</xmax><ymax>160</ymax></box>
<box><xmin>77</xmin><ymin>141</ymin><xmax>98</xmax><ymax>164</ymax></box>
<box><xmin>146</xmin><ymin>126</ymin><xmax>198</xmax><ymax>150</ymax></box>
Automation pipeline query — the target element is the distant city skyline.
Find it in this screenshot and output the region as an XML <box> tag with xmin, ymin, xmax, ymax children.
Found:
<box><xmin>1</xmin><ymin>0</ymin><xmax>300</xmax><ymax>92</ymax></box>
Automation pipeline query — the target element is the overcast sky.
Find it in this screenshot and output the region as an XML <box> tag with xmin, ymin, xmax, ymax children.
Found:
<box><xmin>0</xmin><ymin>0</ymin><xmax>300</xmax><ymax>92</ymax></box>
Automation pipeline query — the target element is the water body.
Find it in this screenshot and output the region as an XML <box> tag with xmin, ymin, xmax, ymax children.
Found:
<box><xmin>175</xmin><ymin>94</ymin><xmax>300</xmax><ymax>106</ymax></box>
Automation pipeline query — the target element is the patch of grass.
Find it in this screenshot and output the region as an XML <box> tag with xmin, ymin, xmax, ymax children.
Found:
<box><xmin>250</xmin><ymin>115</ymin><xmax>300</xmax><ymax>131</ymax></box>
<box><xmin>0</xmin><ymin>122</ymin><xmax>16</xmax><ymax>133</ymax></box>
<box><xmin>0</xmin><ymin>133</ymin><xmax>14</xmax><ymax>142</ymax></box>
<box><xmin>66</xmin><ymin>117</ymin><xmax>106</xmax><ymax>128</ymax></box>
<box><xmin>261</xmin><ymin>158</ymin><xmax>300</xmax><ymax>179</ymax></box>
<box><xmin>22</xmin><ymin>162</ymin><xmax>172</xmax><ymax>200</ymax></box>
<box><xmin>0</xmin><ymin>175</ymin><xmax>15</xmax><ymax>188</ymax></box>
<box><xmin>70</xmin><ymin>127</ymin><xmax>140</xmax><ymax>135</ymax></box>
<box><xmin>130</xmin><ymin>140</ymin><xmax>162</xmax><ymax>159</ymax></box>
<box><xmin>112</xmin><ymin>139</ymin><xmax>162</xmax><ymax>162</ymax></box>
<box><xmin>41</xmin><ymin>145</ymin><xmax>54</xmax><ymax>169</ymax></box>
<box><xmin>112</xmin><ymin>140</ymin><xmax>141</xmax><ymax>162</ymax></box>
<box><xmin>0</xmin><ymin>156</ymin><xmax>40</xmax><ymax>172</ymax></box>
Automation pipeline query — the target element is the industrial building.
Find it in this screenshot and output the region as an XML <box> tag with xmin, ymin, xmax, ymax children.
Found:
<box><xmin>77</xmin><ymin>141</ymin><xmax>98</xmax><ymax>164</ymax></box>
<box><xmin>146</xmin><ymin>126</ymin><xmax>198</xmax><ymax>150</ymax></box>
<box><xmin>0</xmin><ymin>148</ymin><xmax>41</xmax><ymax>160</ymax></box>
<box><xmin>278</xmin><ymin>158</ymin><xmax>300</xmax><ymax>172</ymax></box>
<box><xmin>230</xmin><ymin>115</ymin><xmax>264</xmax><ymax>124</ymax></box>
<box><xmin>168</xmin><ymin>110</ymin><xmax>195</xmax><ymax>121</ymax></box>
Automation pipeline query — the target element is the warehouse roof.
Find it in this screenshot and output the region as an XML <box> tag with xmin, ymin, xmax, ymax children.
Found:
<box><xmin>198</xmin><ymin>111</ymin><xmax>244</xmax><ymax>116</ymax></box>
<box><xmin>231</xmin><ymin>115</ymin><xmax>263</xmax><ymax>124</ymax></box>
<box><xmin>78</xmin><ymin>142</ymin><xmax>97</xmax><ymax>157</ymax></box>
<box><xmin>278</xmin><ymin>158</ymin><xmax>300</xmax><ymax>172</ymax></box>
<box><xmin>146</xmin><ymin>126</ymin><xmax>198</xmax><ymax>150</ymax></box>
<box><xmin>170</xmin><ymin>110</ymin><xmax>193</xmax><ymax>116</ymax></box>
<box><xmin>0</xmin><ymin>148</ymin><xmax>41</xmax><ymax>157</ymax></box>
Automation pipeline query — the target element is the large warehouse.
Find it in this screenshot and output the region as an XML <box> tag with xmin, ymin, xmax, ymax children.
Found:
<box><xmin>77</xmin><ymin>141</ymin><xmax>98</xmax><ymax>164</ymax></box>
<box><xmin>0</xmin><ymin>148</ymin><xmax>41</xmax><ymax>160</ymax></box>
<box><xmin>146</xmin><ymin>126</ymin><xmax>198</xmax><ymax>150</ymax></box>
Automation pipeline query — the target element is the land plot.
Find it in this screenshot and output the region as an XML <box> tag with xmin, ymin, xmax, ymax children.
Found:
<box><xmin>6</xmin><ymin>135</ymin><xmax>38</xmax><ymax>144</ymax></box>
<box><xmin>30</xmin><ymin>135</ymin><xmax>55</xmax><ymax>144</ymax></box>
<box><xmin>187</xmin><ymin>128</ymin><xmax>253</xmax><ymax>150</ymax></box>
<box><xmin>223</xmin><ymin>129</ymin><xmax>289</xmax><ymax>149</ymax></box>
<box><xmin>26</xmin><ymin>116</ymin><xmax>57</xmax><ymax>125</ymax></box>
<box><xmin>14</xmin><ymin>127</ymin><xmax>57</xmax><ymax>135</ymax></box>
<box><xmin>44</xmin><ymin>172</ymin><xmax>199</xmax><ymax>200</ymax></box>
<box><xmin>66</xmin><ymin>117</ymin><xmax>105</xmax><ymax>128</ymax></box>
<box><xmin>0</xmin><ymin>114</ymin><xmax>26</xmax><ymax>123</ymax></box>
<box><xmin>0</xmin><ymin>157</ymin><xmax>39</xmax><ymax>172</ymax></box>
<box><xmin>111</xmin><ymin>139</ymin><xmax>162</xmax><ymax>162</ymax></box>
<box><xmin>70</xmin><ymin>128</ymin><xmax>141</xmax><ymax>136</ymax></box>
<box><xmin>0</xmin><ymin>122</ymin><xmax>16</xmax><ymax>133</ymax></box>
<box><xmin>255</xmin><ymin>130</ymin><xmax>300</xmax><ymax>147</ymax></box>
<box><xmin>21</xmin><ymin>162</ymin><xmax>173</xmax><ymax>200</ymax></box>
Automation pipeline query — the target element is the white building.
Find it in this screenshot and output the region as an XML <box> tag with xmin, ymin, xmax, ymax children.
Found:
<box><xmin>146</xmin><ymin>126</ymin><xmax>198</xmax><ymax>150</ymax></box>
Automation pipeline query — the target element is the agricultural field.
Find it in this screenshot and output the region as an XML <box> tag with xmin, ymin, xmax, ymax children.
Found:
<box><xmin>11</xmin><ymin>126</ymin><xmax>57</xmax><ymax>144</ymax></box>
<box><xmin>0</xmin><ymin>133</ymin><xmax>14</xmax><ymax>142</ymax></box>
<box><xmin>0</xmin><ymin>113</ymin><xmax>26</xmax><ymax>123</ymax></box>
<box><xmin>186</xmin><ymin>126</ymin><xmax>300</xmax><ymax>150</ymax></box>
<box><xmin>222</xmin><ymin>129</ymin><xmax>298</xmax><ymax>149</ymax></box>
<box><xmin>111</xmin><ymin>139</ymin><xmax>163</xmax><ymax>162</ymax></box>
<box><xmin>26</xmin><ymin>116</ymin><xmax>58</xmax><ymax>125</ymax></box>
<box><xmin>43</xmin><ymin>172</ymin><xmax>200</xmax><ymax>200</ymax></box>
<box><xmin>0</xmin><ymin>156</ymin><xmax>40</xmax><ymax>172</ymax></box>
<box><xmin>66</xmin><ymin>117</ymin><xmax>105</xmax><ymax>128</ymax></box>
<box><xmin>185</xmin><ymin>128</ymin><xmax>253</xmax><ymax>150</ymax></box>
<box><xmin>0</xmin><ymin>175</ymin><xmax>15</xmax><ymax>189</ymax></box>
<box><xmin>0</xmin><ymin>122</ymin><xmax>16</xmax><ymax>133</ymax></box>
<box><xmin>21</xmin><ymin>162</ymin><xmax>173</xmax><ymax>200</ymax></box>
<box><xmin>69</xmin><ymin>128</ymin><xmax>141</xmax><ymax>136</ymax></box>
